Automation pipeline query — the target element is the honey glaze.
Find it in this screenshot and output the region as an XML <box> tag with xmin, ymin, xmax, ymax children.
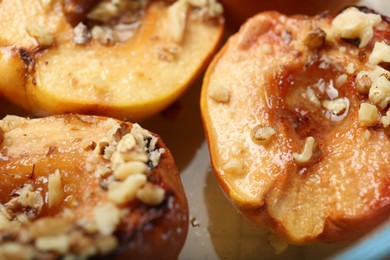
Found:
<box><xmin>274</xmin><ymin>59</ymin><xmax>357</xmax><ymax>145</ymax></box>
<box><xmin>0</xmin><ymin>153</ymin><xmax>97</xmax><ymax>218</ymax></box>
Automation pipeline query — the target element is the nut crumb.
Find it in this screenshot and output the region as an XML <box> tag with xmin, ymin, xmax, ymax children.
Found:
<box><xmin>381</xmin><ymin>109</ymin><xmax>390</xmax><ymax>128</ymax></box>
<box><xmin>346</xmin><ymin>63</ymin><xmax>355</xmax><ymax>75</ymax></box>
<box><xmin>136</xmin><ymin>183</ymin><xmax>165</xmax><ymax>206</ymax></box>
<box><xmin>208</xmin><ymin>83</ymin><xmax>230</xmax><ymax>103</ymax></box>
<box><xmin>167</xmin><ymin>0</ymin><xmax>189</xmax><ymax>43</ymax></box>
<box><xmin>358</xmin><ymin>102</ymin><xmax>379</xmax><ymax>127</ymax></box>
<box><xmin>304</xmin><ymin>28</ymin><xmax>326</xmax><ymax>49</ymax></box>
<box><xmin>251</xmin><ymin>125</ymin><xmax>277</xmax><ymax>145</ymax></box>
<box><xmin>113</xmin><ymin>161</ymin><xmax>149</xmax><ymax>180</ymax></box>
<box><xmin>355</xmin><ymin>72</ymin><xmax>373</xmax><ymax>94</ymax></box>
<box><xmin>322</xmin><ymin>98</ymin><xmax>349</xmax><ymax>115</ymax></box>
<box><xmin>73</xmin><ymin>23</ymin><xmax>91</xmax><ymax>45</ymax></box>
<box><xmin>362</xmin><ymin>129</ymin><xmax>371</xmax><ymax>140</ymax></box>
<box><xmin>48</xmin><ymin>169</ymin><xmax>64</xmax><ymax>208</ymax></box>
<box><xmin>35</xmin><ymin>235</ymin><xmax>70</xmax><ymax>254</ymax></box>
<box><xmin>293</xmin><ymin>136</ymin><xmax>319</xmax><ymax>164</ymax></box>
<box><xmin>222</xmin><ymin>158</ymin><xmax>244</xmax><ymax>175</ymax></box>
<box><xmin>335</xmin><ymin>74</ymin><xmax>348</xmax><ymax>88</ymax></box>
<box><xmin>368</xmin><ymin>41</ymin><xmax>390</xmax><ymax>65</ymax></box>
<box><xmin>369</xmin><ymin>75</ymin><xmax>390</xmax><ymax>109</ymax></box>
<box><xmin>302</xmin><ymin>87</ymin><xmax>321</xmax><ymax>107</ymax></box>
<box><xmin>94</xmin><ymin>203</ymin><xmax>121</xmax><ymax>236</ymax></box>
<box><xmin>331</xmin><ymin>7</ymin><xmax>382</xmax><ymax>47</ymax></box>
<box><xmin>108</xmin><ymin>173</ymin><xmax>147</xmax><ymax>204</ymax></box>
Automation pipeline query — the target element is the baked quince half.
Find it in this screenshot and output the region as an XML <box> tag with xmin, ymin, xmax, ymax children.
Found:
<box><xmin>0</xmin><ymin>0</ymin><xmax>223</xmax><ymax>120</ymax></box>
<box><xmin>0</xmin><ymin>114</ymin><xmax>188</xmax><ymax>259</ymax></box>
<box><xmin>201</xmin><ymin>6</ymin><xmax>390</xmax><ymax>243</ymax></box>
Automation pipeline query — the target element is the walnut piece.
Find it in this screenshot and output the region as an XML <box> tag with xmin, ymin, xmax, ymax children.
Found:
<box><xmin>369</xmin><ymin>75</ymin><xmax>390</xmax><ymax>109</ymax></box>
<box><xmin>304</xmin><ymin>28</ymin><xmax>326</xmax><ymax>49</ymax></box>
<box><xmin>251</xmin><ymin>125</ymin><xmax>277</xmax><ymax>145</ymax></box>
<box><xmin>331</xmin><ymin>7</ymin><xmax>381</xmax><ymax>47</ymax></box>
<box><xmin>208</xmin><ymin>82</ymin><xmax>230</xmax><ymax>103</ymax></box>
<box><xmin>136</xmin><ymin>183</ymin><xmax>165</xmax><ymax>206</ymax></box>
<box><xmin>222</xmin><ymin>158</ymin><xmax>244</xmax><ymax>175</ymax></box>
<box><xmin>369</xmin><ymin>41</ymin><xmax>390</xmax><ymax>65</ymax></box>
<box><xmin>108</xmin><ymin>173</ymin><xmax>147</xmax><ymax>204</ymax></box>
<box><xmin>358</xmin><ymin>102</ymin><xmax>379</xmax><ymax>127</ymax></box>
<box><xmin>293</xmin><ymin>137</ymin><xmax>319</xmax><ymax>164</ymax></box>
<box><xmin>48</xmin><ymin>170</ymin><xmax>64</xmax><ymax>208</ymax></box>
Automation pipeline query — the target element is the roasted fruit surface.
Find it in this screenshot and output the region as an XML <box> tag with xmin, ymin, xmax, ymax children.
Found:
<box><xmin>219</xmin><ymin>0</ymin><xmax>357</xmax><ymax>29</ymax></box>
<box><xmin>201</xmin><ymin>7</ymin><xmax>390</xmax><ymax>243</ymax></box>
<box><xmin>0</xmin><ymin>114</ymin><xmax>188</xmax><ymax>259</ymax></box>
<box><xmin>0</xmin><ymin>0</ymin><xmax>223</xmax><ymax>120</ymax></box>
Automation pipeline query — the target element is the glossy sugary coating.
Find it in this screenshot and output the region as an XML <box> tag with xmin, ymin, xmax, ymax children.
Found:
<box><xmin>201</xmin><ymin>7</ymin><xmax>390</xmax><ymax>243</ymax></box>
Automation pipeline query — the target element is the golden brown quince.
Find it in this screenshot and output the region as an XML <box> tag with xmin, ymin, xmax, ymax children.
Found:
<box><xmin>201</xmin><ymin>7</ymin><xmax>390</xmax><ymax>244</ymax></box>
<box><xmin>0</xmin><ymin>0</ymin><xmax>224</xmax><ymax>120</ymax></box>
<box><xmin>0</xmin><ymin>114</ymin><xmax>188</xmax><ymax>259</ymax></box>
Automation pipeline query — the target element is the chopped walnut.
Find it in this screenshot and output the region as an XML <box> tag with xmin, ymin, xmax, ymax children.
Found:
<box><xmin>29</xmin><ymin>218</ymin><xmax>69</xmax><ymax>238</ymax></box>
<box><xmin>369</xmin><ymin>75</ymin><xmax>390</xmax><ymax>109</ymax></box>
<box><xmin>121</xmin><ymin>149</ymin><xmax>149</xmax><ymax>162</ymax></box>
<box><xmin>222</xmin><ymin>158</ymin><xmax>244</xmax><ymax>175</ymax></box>
<box><xmin>48</xmin><ymin>170</ymin><xmax>64</xmax><ymax>208</ymax></box>
<box><xmin>358</xmin><ymin>103</ymin><xmax>379</xmax><ymax>127</ymax></box>
<box><xmin>35</xmin><ymin>235</ymin><xmax>70</xmax><ymax>254</ymax></box>
<box><xmin>355</xmin><ymin>72</ymin><xmax>373</xmax><ymax>94</ymax></box>
<box><xmin>331</xmin><ymin>7</ymin><xmax>382</xmax><ymax>47</ymax></box>
<box><xmin>335</xmin><ymin>74</ymin><xmax>348</xmax><ymax>88</ymax></box>
<box><xmin>208</xmin><ymin>83</ymin><xmax>230</xmax><ymax>103</ymax></box>
<box><xmin>116</xmin><ymin>133</ymin><xmax>136</xmax><ymax>152</ymax></box>
<box><xmin>356</xmin><ymin>66</ymin><xmax>390</xmax><ymax>94</ymax></box>
<box><xmin>113</xmin><ymin>161</ymin><xmax>149</xmax><ymax>180</ymax></box>
<box><xmin>108</xmin><ymin>173</ymin><xmax>147</xmax><ymax>204</ymax></box>
<box><xmin>93</xmin><ymin>203</ymin><xmax>121</xmax><ymax>236</ymax></box>
<box><xmin>251</xmin><ymin>125</ymin><xmax>277</xmax><ymax>145</ymax></box>
<box><xmin>136</xmin><ymin>183</ymin><xmax>165</xmax><ymax>206</ymax></box>
<box><xmin>91</xmin><ymin>26</ymin><xmax>117</xmax><ymax>46</ymax></box>
<box><xmin>322</xmin><ymin>98</ymin><xmax>349</xmax><ymax>115</ymax></box>
<box><xmin>73</xmin><ymin>23</ymin><xmax>91</xmax><ymax>45</ymax></box>
<box><xmin>304</xmin><ymin>28</ymin><xmax>326</xmax><ymax>49</ymax></box>
<box><xmin>149</xmin><ymin>148</ymin><xmax>165</xmax><ymax>167</ymax></box>
<box><xmin>302</xmin><ymin>87</ymin><xmax>321</xmax><ymax>107</ymax></box>
<box><xmin>368</xmin><ymin>41</ymin><xmax>390</xmax><ymax>65</ymax></box>
<box><xmin>0</xmin><ymin>243</ymin><xmax>34</xmax><ymax>260</ymax></box>
<box><xmin>293</xmin><ymin>137</ymin><xmax>319</xmax><ymax>164</ymax></box>
<box><xmin>6</xmin><ymin>184</ymin><xmax>44</xmax><ymax>215</ymax></box>
<box><xmin>381</xmin><ymin>109</ymin><xmax>390</xmax><ymax>128</ymax></box>
<box><xmin>346</xmin><ymin>63</ymin><xmax>355</xmax><ymax>75</ymax></box>
<box><xmin>168</xmin><ymin>0</ymin><xmax>189</xmax><ymax>43</ymax></box>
